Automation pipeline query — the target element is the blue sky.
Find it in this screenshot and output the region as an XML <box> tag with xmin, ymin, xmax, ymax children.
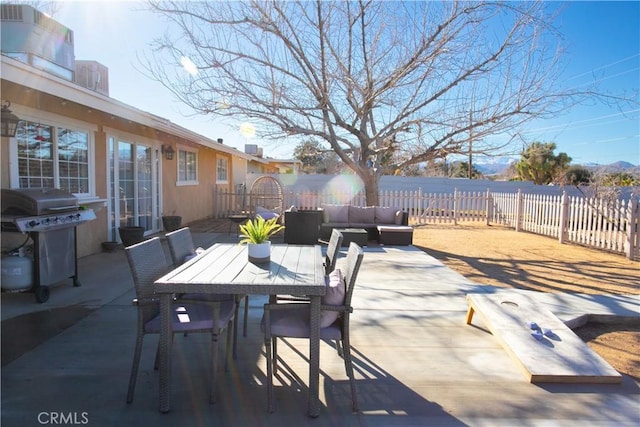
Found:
<box><xmin>54</xmin><ymin>1</ymin><xmax>639</xmax><ymax>166</ymax></box>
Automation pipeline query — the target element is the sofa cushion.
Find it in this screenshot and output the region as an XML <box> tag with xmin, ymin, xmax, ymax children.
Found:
<box><xmin>323</xmin><ymin>204</ymin><xmax>349</xmax><ymax>223</ymax></box>
<box><xmin>321</xmin><ymin>269</ymin><xmax>345</xmax><ymax>327</ymax></box>
<box><xmin>349</xmin><ymin>205</ymin><xmax>375</xmax><ymax>224</ymax></box>
<box><xmin>375</xmin><ymin>206</ymin><xmax>397</xmax><ymax>224</ymax></box>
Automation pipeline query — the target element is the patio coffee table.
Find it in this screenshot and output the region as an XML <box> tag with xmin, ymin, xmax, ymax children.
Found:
<box><xmin>336</xmin><ymin>228</ymin><xmax>368</xmax><ymax>247</ymax></box>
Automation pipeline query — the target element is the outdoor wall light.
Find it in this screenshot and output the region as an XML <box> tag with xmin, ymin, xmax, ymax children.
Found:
<box><xmin>161</xmin><ymin>144</ymin><xmax>175</xmax><ymax>160</ymax></box>
<box><xmin>1</xmin><ymin>101</ymin><xmax>21</xmax><ymax>138</ymax></box>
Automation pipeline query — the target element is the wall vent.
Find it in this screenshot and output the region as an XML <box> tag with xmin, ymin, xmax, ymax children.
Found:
<box><xmin>0</xmin><ymin>4</ymin><xmax>23</xmax><ymax>21</ymax></box>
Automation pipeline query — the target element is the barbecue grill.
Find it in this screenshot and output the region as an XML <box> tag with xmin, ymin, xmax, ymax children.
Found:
<box><xmin>1</xmin><ymin>188</ymin><xmax>96</xmax><ymax>303</ymax></box>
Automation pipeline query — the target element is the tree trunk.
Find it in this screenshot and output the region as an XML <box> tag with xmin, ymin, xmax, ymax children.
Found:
<box><xmin>361</xmin><ymin>171</ymin><xmax>380</xmax><ymax>206</ymax></box>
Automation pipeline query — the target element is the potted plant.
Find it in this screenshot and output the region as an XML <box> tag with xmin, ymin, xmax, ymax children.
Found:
<box><xmin>162</xmin><ymin>211</ymin><xmax>182</xmax><ymax>231</ymax></box>
<box><xmin>118</xmin><ymin>226</ymin><xmax>146</xmax><ymax>247</ymax></box>
<box><xmin>239</xmin><ymin>216</ymin><xmax>284</xmax><ymax>264</ymax></box>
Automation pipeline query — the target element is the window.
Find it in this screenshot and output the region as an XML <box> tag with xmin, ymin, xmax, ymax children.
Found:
<box><xmin>58</xmin><ymin>127</ymin><xmax>89</xmax><ymax>193</ymax></box>
<box><xmin>15</xmin><ymin>120</ymin><xmax>91</xmax><ymax>195</ymax></box>
<box><xmin>177</xmin><ymin>148</ymin><xmax>197</xmax><ymax>184</ymax></box>
<box><xmin>217</xmin><ymin>157</ymin><xmax>228</xmax><ymax>183</ymax></box>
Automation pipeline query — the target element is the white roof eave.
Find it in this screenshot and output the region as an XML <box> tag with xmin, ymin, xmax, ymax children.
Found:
<box><xmin>1</xmin><ymin>56</ymin><xmax>257</xmax><ymax>161</ymax></box>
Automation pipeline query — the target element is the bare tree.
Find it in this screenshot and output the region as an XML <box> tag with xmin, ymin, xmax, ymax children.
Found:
<box><xmin>142</xmin><ymin>0</ymin><xmax>596</xmax><ymax>205</ymax></box>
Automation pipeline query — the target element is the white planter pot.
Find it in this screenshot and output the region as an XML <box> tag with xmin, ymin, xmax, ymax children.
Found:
<box><xmin>248</xmin><ymin>241</ymin><xmax>271</xmax><ymax>264</ymax></box>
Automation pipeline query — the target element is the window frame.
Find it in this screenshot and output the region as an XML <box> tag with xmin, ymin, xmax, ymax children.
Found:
<box><xmin>216</xmin><ymin>156</ymin><xmax>229</xmax><ymax>184</ymax></box>
<box><xmin>176</xmin><ymin>145</ymin><xmax>199</xmax><ymax>186</ymax></box>
<box><xmin>9</xmin><ymin>115</ymin><xmax>96</xmax><ymax>199</ymax></box>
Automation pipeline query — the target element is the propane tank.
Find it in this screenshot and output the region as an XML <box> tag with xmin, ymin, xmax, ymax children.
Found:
<box><xmin>1</xmin><ymin>255</ymin><xmax>34</xmax><ymax>291</ymax></box>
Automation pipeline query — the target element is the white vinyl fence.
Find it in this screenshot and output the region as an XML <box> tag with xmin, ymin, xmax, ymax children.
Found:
<box><xmin>212</xmin><ymin>187</ymin><xmax>639</xmax><ymax>260</ymax></box>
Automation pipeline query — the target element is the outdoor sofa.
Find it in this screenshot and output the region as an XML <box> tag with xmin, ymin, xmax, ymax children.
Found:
<box><xmin>320</xmin><ymin>204</ymin><xmax>412</xmax><ymax>245</ymax></box>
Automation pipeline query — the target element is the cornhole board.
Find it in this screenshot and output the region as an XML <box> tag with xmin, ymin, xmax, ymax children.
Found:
<box><xmin>465</xmin><ymin>292</ymin><xmax>622</xmax><ymax>384</ymax></box>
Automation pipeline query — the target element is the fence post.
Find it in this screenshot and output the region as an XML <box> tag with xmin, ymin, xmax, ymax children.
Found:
<box><xmin>485</xmin><ymin>188</ymin><xmax>492</xmax><ymax>225</ymax></box>
<box><xmin>453</xmin><ymin>188</ymin><xmax>459</xmax><ymax>225</ymax></box>
<box><xmin>625</xmin><ymin>197</ymin><xmax>639</xmax><ymax>260</ymax></box>
<box><xmin>558</xmin><ymin>191</ymin><xmax>568</xmax><ymax>244</ymax></box>
<box><xmin>515</xmin><ymin>189</ymin><xmax>523</xmax><ymax>232</ymax></box>
<box><xmin>418</xmin><ymin>188</ymin><xmax>423</xmax><ymax>225</ymax></box>
<box><xmin>212</xmin><ymin>187</ymin><xmax>218</xmax><ymax>218</ymax></box>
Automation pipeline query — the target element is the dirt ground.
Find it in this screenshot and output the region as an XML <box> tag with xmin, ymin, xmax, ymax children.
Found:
<box><xmin>411</xmin><ymin>222</ymin><xmax>640</xmax><ymax>381</ymax></box>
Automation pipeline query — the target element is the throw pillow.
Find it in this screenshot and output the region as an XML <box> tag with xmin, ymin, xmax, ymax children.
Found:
<box><xmin>349</xmin><ymin>205</ymin><xmax>375</xmax><ymax>223</ymax></box>
<box><xmin>375</xmin><ymin>206</ymin><xmax>397</xmax><ymax>224</ymax></box>
<box><xmin>394</xmin><ymin>210</ymin><xmax>404</xmax><ymax>225</ymax></box>
<box><xmin>320</xmin><ymin>268</ymin><xmax>345</xmax><ymax>327</ymax></box>
<box><xmin>323</xmin><ymin>204</ymin><xmax>349</xmax><ymax>223</ymax></box>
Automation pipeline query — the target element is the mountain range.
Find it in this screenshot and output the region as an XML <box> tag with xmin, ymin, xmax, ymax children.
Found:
<box><xmin>472</xmin><ymin>158</ymin><xmax>639</xmax><ymax>176</ymax></box>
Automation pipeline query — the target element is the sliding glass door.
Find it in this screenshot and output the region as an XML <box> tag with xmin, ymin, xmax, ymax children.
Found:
<box><xmin>107</xmin><ymin>137</ymin><xmax>160</xmax><ymax>242</ymax></box>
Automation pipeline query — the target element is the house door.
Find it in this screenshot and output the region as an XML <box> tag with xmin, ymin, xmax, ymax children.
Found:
<box><xmin>107</xmin><ymin>137</ymin><xmax>160</xmax><ymax>242</ymax></box>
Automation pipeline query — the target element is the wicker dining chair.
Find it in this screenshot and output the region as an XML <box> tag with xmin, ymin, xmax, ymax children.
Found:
<box><xmin>166</xmin><ymin>227</ymin><xmax>250</xmax><ymax>342</ymax></box>
<box><xmin>324</xmin><ymin>229</ymin><xmax>344</xmax><ymax>275</ymax></box>
<box><xmin>276</xmin><ymin>229</ymin><xmax>343</xmax><ymax>304</ymax></box>
<box><xmin>262</xmin><ymin>242</ymin><xmax>364</xmax><ymax>413</ymax></box>
<box><xmin>124</xmin><ymin>237</ymin><xmax>235</xmax><ymax>404</ymax></box>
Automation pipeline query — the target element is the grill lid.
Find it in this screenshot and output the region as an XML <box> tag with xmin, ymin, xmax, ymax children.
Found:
<box><xmin>1</xmin><ymin>188</ymin><xmax>79</xmax><ymax>216</ymax></box>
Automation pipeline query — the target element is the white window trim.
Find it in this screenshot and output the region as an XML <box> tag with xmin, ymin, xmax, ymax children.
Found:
<box><xmin>8</xmin><ymin>109</ymin><xmax>96</xmax><ymax>198</ymax></box>
<box><xmin>176</xmin><ymin>145</ymin><xmax>199</xmax><ymax>186</ymax></box>
<box><xmin>216</xmin><ymin>156</ymin><xmax>229</xmax><ymax>184</ymax></box>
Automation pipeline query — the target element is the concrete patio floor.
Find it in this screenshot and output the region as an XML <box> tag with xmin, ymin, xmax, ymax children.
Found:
<box><xmin>2</xmin><ymin>230</ymin><xmax>639</xmax><ymax>426</ymax></box>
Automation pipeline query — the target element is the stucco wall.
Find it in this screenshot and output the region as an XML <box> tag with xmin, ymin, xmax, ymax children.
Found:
<box><xmin>161</xmin><ymin>148</ymin><xmax>233</xmax><ymax>225</ymax></box>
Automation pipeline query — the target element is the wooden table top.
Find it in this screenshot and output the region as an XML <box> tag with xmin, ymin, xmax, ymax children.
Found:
<box><xmin>155</xmin><ymin>243</ymin><xmax>326</xmax><ymax>296</ymax></box>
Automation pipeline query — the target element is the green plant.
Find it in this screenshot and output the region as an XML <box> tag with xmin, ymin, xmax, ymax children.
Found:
<box><xmin>239</xmin><ymin>216</ymin><xmax>284</xmax><ymax>244</ymax></box>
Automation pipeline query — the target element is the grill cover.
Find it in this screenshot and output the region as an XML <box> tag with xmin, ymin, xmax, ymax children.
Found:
<box><xmin>1</xmin><ymin>188</ymin><xmax>78</xmax><ymax>216</ymax></box>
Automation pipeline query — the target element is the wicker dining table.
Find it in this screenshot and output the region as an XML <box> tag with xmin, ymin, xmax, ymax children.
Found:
<box><xmin>154</xmin><ymin>243</ymin><xmax>326</xmax><ymax>416</ymax></box>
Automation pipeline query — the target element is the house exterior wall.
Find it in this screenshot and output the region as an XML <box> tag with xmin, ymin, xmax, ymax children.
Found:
<box><xmin>1</xmin><ymin>58</ymin><xmax>253</xmax><ymax>257</ymax></box>
<box><xmin>232</xmin><ymin>155</ymin><xmax>248</xmax><ymax>189</ymax></box>
<box><xmin>160</xmin><ymin>147</ymin><xmax>233</xmax><ymax>224</ymax></box>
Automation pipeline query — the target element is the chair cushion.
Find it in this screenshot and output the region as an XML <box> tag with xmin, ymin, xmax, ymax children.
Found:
<box><xmin>323</xmin><ymin>204</ymin><xmax>349</xmax><ymax>223</ymax></box>
<box><xmin>320</xmin><ymin>269</ymin><xmax>345</xmax><ymax>327</ymax></box>
<box><xmin>377</xmin><ymin>225</ymin><xmax>413</xmax><ymax>233</ymax></box>
<box><xmin>183</xmin><ymin>247</ymin><xmax>205</xmax><ymax>263</ymax></box>
<box><xmin>145</xmin><ymin>301</ymin><xmax>235</xmax><ymax>333</ymax></box>
<box><xmin>261</xmin><ymin>306</ymin><xmax>342</xmax><ymax>340</ymax></box>
<box><xmin>256</xmin><ymin>206</ymin><xmax>279</xmax><ymax>220</ymax></box>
